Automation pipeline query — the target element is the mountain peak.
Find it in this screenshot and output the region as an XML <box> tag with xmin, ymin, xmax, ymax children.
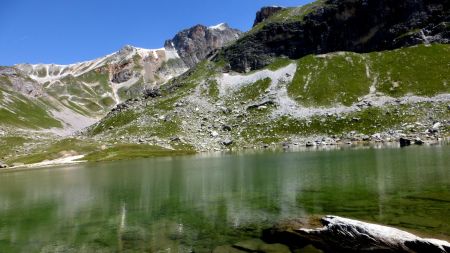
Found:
<box><xmin>165</xmin><ymin>23</ymin><xmax>242</xmax><ymax>68</ymax></box>
<box><xmin>253</xmin><ymin>6</ymin><xmax>285</xmax><ymax>27</ymax></box>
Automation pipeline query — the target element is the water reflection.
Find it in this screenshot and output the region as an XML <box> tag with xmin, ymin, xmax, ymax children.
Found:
<box><xmin>0</xmin><ymin>145</ymin><xmax>448</xmax><ymax>252</ymax></box>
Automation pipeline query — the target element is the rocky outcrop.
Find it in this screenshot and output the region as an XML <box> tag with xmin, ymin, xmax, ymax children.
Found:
<box><xmin>111</xmin><ymin>69</ymin><xmax>134</xmax><ymax>84</ymax></box>
<box><xmin>0</xmin><ymin>67</ymin><xmax>43</xmax><ymax>97</ymax></box>
<box><xmin>221</xmin><ymin>0</ymin><xmax>450</xmax><ymax>72</ymax></box>
<box><xmin>165</xmin><ymin>23</ymin><xmax>242</xmax><ymax>68</ymax></box>
<box><xmin>393</xmin><ymin>21</ymin><xmax>450</xmax><ymax>47</ymax></box>
<box><xmin>263</xmin><ymin>216</ymin><xmax>450</xmax><ymax>253</ymax></box>
<box><xmin>253</xmin><ymin>6</ymin><xmax>285</xmax><ymax>27</ymax></box>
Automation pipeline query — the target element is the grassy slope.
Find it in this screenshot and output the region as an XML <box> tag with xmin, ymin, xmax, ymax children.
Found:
<box><xmin>289</xmin><ymin>44</ymin><xmax>450</xmax><ymax>106</ymax></box>
<box><xmin>83</xmin><ymin>144</ymin><xmax>195</xmax><ymax>162</ymax></box>
<box><xmin>0</xmin><ymin>86</ymin><xmax>62</xmax><ymax>129</ymax></box>
<box><xmin>5</xmin><ymin>138</ymin><xmax>194</xmax><ymax>165</ymax></box>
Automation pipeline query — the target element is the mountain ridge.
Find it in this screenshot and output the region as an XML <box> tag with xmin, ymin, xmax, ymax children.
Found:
<box><xmin>0</xmin><ymin>23</ymin><xmax>242</xmax><ymax>135</ymax></box>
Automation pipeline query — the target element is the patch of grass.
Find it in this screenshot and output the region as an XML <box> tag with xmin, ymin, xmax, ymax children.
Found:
<box><xmin>0</xmin><ymin>76</ymin><xmax>12</xmax><ymax>86</ymax></box>
<box><xmin>133</xmin><ymin>54</ymin><xmax>143</xmax><ymax>71</ymax></box>
<box><xmin>207</xmin><ymin>80</ymin><xmax>219</xmax><ymax>100</ymax></box>
<box><xmin>266</xmin><ymin>58</ymin><xmax>293</xmax><ymax>71</ymax></box>
<box><xmin>0</xmin><ymin>91</ymin><xmax>62</xmax><ymax>129</ymax></box>
<box><xmin>289</xmin><ymin>52</ymin><xmax>370</xmax><ymax>106</ymax></box>
<box><xmin>288</xmin><ymin>44</ymin><xmax>450</xmax><ymax>107</ymax></box>
<box><xmin>100</xmin><ymin>97</ymin><xmax>116</xmax><ymax>107</ymax></box>
<box><xmin>371</xmin><ymin>44</ymin><xmax>450</xmax><ymax>97</ymax></box>
<box><xmin>36</xmin><ymin>67</ymin><xmax>47</xmax><ymax>78</ymax></box>
<box><xmin>235</xmin><ymin>78</ymin><xmax>272</xmax><ymax>102</ymax></box>
<box><xmin>240</xmin><ymin>105</ymin><xmax>419</xmax><ymax>144</ymax></box>
<box><xmin>250</xmin><ymin>0</ymin><xmax>328</xmax><ymax>34</ymax></box>
<box><xmin>90</xmin><ymin>110</ymin><xmax>138</xmax><ymax>136</ymax></box>
<box><xmin>83</xmin><ymin>144</ymin><xmax>195</xmax><ymax>162</ymax></box>
<box><xmin>151</xmin><ymin>119</ymin><xmax>181</xmax><ymax>138</ymax></box>
<box><xmin>0</xmin><ymin>136</ymin><xmax>28</xmax><ymax>158</ymax></box>
<box><xmin>7</xmin><ymin>138</ymin><xmax>99</xmax><ymax>165</ymax></box>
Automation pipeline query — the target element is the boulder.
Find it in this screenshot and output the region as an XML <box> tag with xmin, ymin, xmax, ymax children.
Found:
<box><xmin>306</xmin><ymin>141</ymin><xmax>315</xmax><ymax>147</ymax></box>
<box><xmin>222</xmin><ymin>125</ymin><xmax>232</xmax><ymax>131</ymax></box>
<box><xmin>295</xmin><ymin>216</ymin><xmax>450</xmax><ymax>253</ymax></box>
<box><xmin>0</xmin><ymin>161</ymin><xmax>8</xmax><ymax>169</ymax></box>
<box><xmin>222</xmin><ymin>139</ymin><xmax>233</xmax><ymax>146</ymax></box>
<box><xmin>247</xmin><ymin>100</ymin><xmax>275</xmax><ymax>110</ymax></box>
<box><xmin>399</xmin><ymin>138</ymin><xmax>411</xmax><ymax>147</ymax></box>
<box><xmin>263</xmin><ymin>216</ymin><xmax>450</xmax><ymax>253</ymax></box>
<box><xmin>414</xmin><ymin>138</ymin><xmax>424</xmax><ymax>145</ymax></box>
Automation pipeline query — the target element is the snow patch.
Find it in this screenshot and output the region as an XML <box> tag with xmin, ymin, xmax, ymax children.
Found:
<box><xmin>209</xmin><ymin>23</ymin><xmax>228</xmax><ymax>31</ymax></box>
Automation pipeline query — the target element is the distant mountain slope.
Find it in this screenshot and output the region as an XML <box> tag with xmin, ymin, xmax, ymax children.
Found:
<box><xmin>0</xmin><ymin>23</ymin><xmax>241</xmax><ymax>134</ymax></box>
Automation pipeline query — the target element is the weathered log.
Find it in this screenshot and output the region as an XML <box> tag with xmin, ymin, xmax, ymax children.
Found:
<box><xmin>295</xmin><ymin>216</ymin><xmax>450</xmax><ymax>253</ymax></box>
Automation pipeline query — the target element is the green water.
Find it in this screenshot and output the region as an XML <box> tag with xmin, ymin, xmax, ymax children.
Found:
<box><xmin>0</xmin><ymin>145</ymin><xmax>449</xmax><ymax>252</ymax></box>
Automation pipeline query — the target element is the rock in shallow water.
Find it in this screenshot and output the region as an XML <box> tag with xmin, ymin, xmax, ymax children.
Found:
<box><xmin>399</xmin><ymin>138</ymin><xmax>411</xmax><ymax>147</ymax></box>
<box><xmin>0</xmin><ymin>162</ymin><xmax>8</xmax><ymax>168</ymax></box>
<box><xmin>264</xmin><ymin>215</ymin><xmax>450</xmax><ymax>253</ymax></box>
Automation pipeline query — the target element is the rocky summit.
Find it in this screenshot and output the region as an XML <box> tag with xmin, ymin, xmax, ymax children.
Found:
<box><xmin>165</xmin><ymin>23</ymin><xmax>242</xmax><ymax>68</ymax></box>
<box><xmin>0</xmin><ymin>0</ymin><xmax>449</xmax><ymax>166</ymax></box>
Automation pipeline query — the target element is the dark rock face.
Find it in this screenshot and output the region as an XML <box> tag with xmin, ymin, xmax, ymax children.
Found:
<box><xmin>393</xmin><ymin>21</ymin><xmax>450</xmax><ymax>47</ymax></box>
<box><xmin>222</xmin><ymin>0</ymin><xmax>450</xmax><ymax>72</ymax></box>
<box><xmin>111</xmin><ymin>69</ymin><xmax>133</xmax><ymax>84</ymax></box>
<box><xmin>165</xmin><ymin>24</ymin><xmax>242</xmax><ymax>68</ymax></box>
<box><xmin>253</xmin><ymin>6</ymin><xmax>285</xmax><ymax>27</ymax></box>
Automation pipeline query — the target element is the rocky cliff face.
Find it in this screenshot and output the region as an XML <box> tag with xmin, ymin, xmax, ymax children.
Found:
<box><xmin>165</xmin><ymin>23</ymin><xmax>242</xmax><ymax>68</ymax></box>
<box><xmin>253</xmin><ymin>6</ymin><xmax>285</xmax><ymax>27</ymax></box>
<box><xmin>221</xmin><ymin>0</ymin><xmax>450</xmax><ymax>72</ymax></box>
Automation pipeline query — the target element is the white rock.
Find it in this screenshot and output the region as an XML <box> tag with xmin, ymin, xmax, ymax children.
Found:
<box><xmin>432</xmin><ymin>122</ymin><xmax>441</xmax><ymax>130</ymax></box>
<box><xmin>297</xmin><ymin>216</ymin><xmax>450</xmax><ymax>252</ymax></box>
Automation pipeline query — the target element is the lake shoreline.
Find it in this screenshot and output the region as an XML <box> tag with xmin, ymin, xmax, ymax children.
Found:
<box><xmin>1</xmin><ymin>139</ymin><xmax>449</xmax><ymax>172</ymax></box>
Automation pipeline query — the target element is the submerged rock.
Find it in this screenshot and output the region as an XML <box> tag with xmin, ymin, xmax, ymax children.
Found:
<box><xmin>234</xmin><ymin>239</ymin><xmax>290</xmax><ymax>253</ymax></box>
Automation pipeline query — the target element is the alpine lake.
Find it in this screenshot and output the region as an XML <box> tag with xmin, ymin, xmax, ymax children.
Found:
<box><xmin>0</xmin><ymin>144</ymin><xmax>449</xmax><ymax>252</ymax></box>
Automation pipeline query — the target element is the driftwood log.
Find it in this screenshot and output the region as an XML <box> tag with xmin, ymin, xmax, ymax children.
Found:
<box><xmin>263</xmin><ymin>215</ymin><xmax>450</xmax><ymax>253</ymax></box>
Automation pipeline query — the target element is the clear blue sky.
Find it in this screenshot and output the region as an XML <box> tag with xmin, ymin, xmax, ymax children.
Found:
<box><xmin>0</xmin><ymin>0</ymin><xmax>311</xmax><ymax>65</ymax></box>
